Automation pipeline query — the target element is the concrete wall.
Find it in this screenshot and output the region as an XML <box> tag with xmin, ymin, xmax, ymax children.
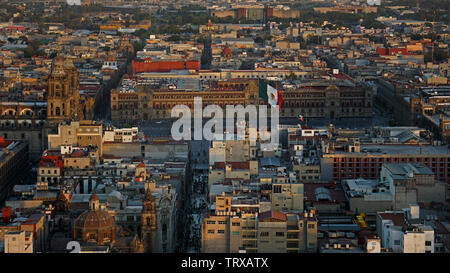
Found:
<box><xmin>402</xmin><ymin>232</ymin><xmax>426</xmax><ymax>253</ymax></box>
<box><xmin>394</xmin><ymin>187</ymin><xmax>417</xmax><ymax>210</ymax></box>
<box><xmin>416</xmin><ymin>183</ymin><xmax>447</xmax><ymax>203</ymax></box>
<box><xmin>103</xmin><ymin>142</ymin><xmax>142</xmax><ymax>158</ymax></box>
<box><xmin>257</xmin><ymin>221</ymin><xmax>286</xmax><ymax>253</ymax></box>
<box><xmin>349</xmin><ymin>197</ymin><xmax>393</xmax><ymax>214</ymax></box>
<box><xmin>144</xmin><ymin>143</ymin><xmax>189</xmax><ymax>161</ymax></box>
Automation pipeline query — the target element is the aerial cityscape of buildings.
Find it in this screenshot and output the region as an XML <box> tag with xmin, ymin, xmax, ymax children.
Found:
<box><xmin>0</xmin><ymin>0</ymin><xmax>448</xmax><ymax>256</ymax></box>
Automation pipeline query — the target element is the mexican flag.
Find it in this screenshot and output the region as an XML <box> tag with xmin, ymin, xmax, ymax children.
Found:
<box><xmin>258</xmin><ymin>79</ymin><xmax>283</xmax><ymax>111</ymax></box>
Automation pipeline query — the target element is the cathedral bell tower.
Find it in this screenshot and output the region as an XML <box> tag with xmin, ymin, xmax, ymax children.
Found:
<box><xmin>141</xmin><ymin>184</ymin><xmax>157</xmax><ymax>252</ymax></box>
<box><xmin>47</xmin><ymin>55</ymin><xmax>82</xmax><ymax>124</ymax></box>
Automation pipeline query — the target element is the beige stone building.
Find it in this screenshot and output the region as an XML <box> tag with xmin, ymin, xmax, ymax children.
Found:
<box><xmin>0</xmin><ymin>212</ymin><xmax>48</xmax><ymax>252</ymax></box>
<box><xmin>257</xmin><ymin>211</ymin><xmax>318</xmax><ymax>253</ymax></box>
<box><xmin>271</xmin><ymin>181</ymin><xmax>304</xmax><ymax>212</ymax></box>
<box><xmin>112</xmin><ymin>76</ymin><xmax>372</xmax><ymax>121</ymax></box>
<box><xmin>293</xmin><ymin>164</ymin><xmax>321</xmax><ymax>182</ymax></box>
<box><xmin>201</xmin><ymin>195</ymin><xmax>318</xmax><ymax>253</ymax></box>
<box><xmin>37</xmin><ymin>161</ymin><xmax>61</xmax><ymax>190</ymax></box>
<box><xmin>48</xmin><ymin>120</ymin><xmax>103</xmax><ymax>155</ymax></box>
<box><xmin>63</xmin><ymin>149</ymin><xmax>96</xmax><ymax>170</ymax></box>
<box><xmin>4</xmin><ymin>231</ymin><xmax>33</xmax><ymax>253</ymax></box>
<box><xmin>201</xmin><ymin>195</ymin><xmax>258</xmax><ymax>253</ymax></box>
<box><xmin>208</xmin><ymin>161</ymin><xmax>258</xmax><ymax>187</ymax></box>
<box><xmin>209</xmin><ymin>140</ymin><xmax>256</xmax><ymax>165</ymax></box>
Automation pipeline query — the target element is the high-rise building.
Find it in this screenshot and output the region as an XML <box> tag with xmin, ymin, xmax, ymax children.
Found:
<box><xmin>201</xmin><ymin>195</ymin><xmax>318</xmax><ymax>253</ymax></box>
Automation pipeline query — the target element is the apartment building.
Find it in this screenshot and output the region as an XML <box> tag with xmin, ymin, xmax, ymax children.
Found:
<box><xmin>48</xmin><ymin>120</ymin><xmax>103</xmax><ymax>155</ymax></box>
<box><xmin>208</xmin><ymin>161</ymin><xmax>258</xmax><ymax>187</ymax></box>
<box><xmin>4</xmin><ymin>231</ymin><xmax>33</xmax><ymax>253</ymax></box>
<box><xmin>37</xmin><ymin>160</ymin><xmax>62</xmax><ymax>190</ymax></box>
<box><xmin>0</xmin><ymin>139</ymin><xmax>28</xmax><ymax>202</ymax></box>
<box><xmin>271</xmin><ymin>180</ymin><xmax>304</xmax><ymax>212</ymax></box>
<box><xmin>257</xmin><ymin>211</ymin><xmax>318</xmax><ymax>253</ymax></box>
<box><xmin>201</xmin><ymin>195</ymin><xmax>257</xmax><ymax>253</ymax></box>
<box><xmin>376</xmin><ymin>206</ymin><xmax>435</xmax><ymax>253</ymax></box>
<box><xmin>321</xmin><ymin>144</ymin><xmax>450</xmax><ymax>183</ymax></box>
<box><xmin>201</xmin><ymin>195</ymin><xmax>317</xmax><ymax>253</ymax></box>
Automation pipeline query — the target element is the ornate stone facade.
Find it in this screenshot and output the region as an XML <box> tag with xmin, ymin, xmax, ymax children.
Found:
<box><xmin>140</xmin><ymin>186</ymin><xmax>157</xmax><ymax>252</ymax></box>
<box><xmin>0</xmin><ymin>101</ymin><xmax>49</xmax><ymax>159</ymax></box>
<box><xmin>47</xmin><ymin>56</ymin><xmax>82</xmax><ymax>123</ymax></box>
<box><xmin>46</xmin><ymin>56</ymin><xmax>94</xmax><ymax>125</ymax></box>
<box><xmin>111</xmin><ymin>78</ymin><xmax>373</xmax><ymax>121</ymax></box>
<box><xmin>140</xmin><ymin>182</ymin><xmax>177</xmax><ymax>253</ymax></box>
<box><xmin>111</xmin><ymin>79</ymin><xmax>260</xmax><ymax>121</ymax></box>
<box><xmin>280</xmin><ymin>81</ymin><xmax>373</xmax><ymax>119</ymax></box>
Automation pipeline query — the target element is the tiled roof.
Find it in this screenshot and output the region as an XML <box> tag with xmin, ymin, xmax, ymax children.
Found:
<box><xmin>258</xmin><ymin>210</ymin><xmax>286</xmax><ymax>221</ymax></box>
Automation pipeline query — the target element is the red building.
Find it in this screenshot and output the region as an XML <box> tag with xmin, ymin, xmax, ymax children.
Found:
<box><xmin>323</xmin><ymin>145</ymin><xmax>450</xmax><ymax>183</ymax></box>
<box><xmin>376</xmin><ymin>47</ymin><xmax>412</xmax><ymax>56</ymax></box>
<box><xmin>237</xmin><ymin>8</ymin><xmax>247</xmax><ymax>19</ymax></box>
<box><xmin>41</xmin><ymin>149</ymin><xmax>64</xmax><ymax>170</ymax></box>
<box><xmin>131</xmin><ymin>58</ymin><xmax>200</xmax><ymax>74</ymax></box>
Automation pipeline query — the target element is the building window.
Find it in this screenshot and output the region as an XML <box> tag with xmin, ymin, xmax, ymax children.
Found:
<box><xmin>260</xmin><ymin>232</ymin><xmax>269</xmax><ymax>237</ymax></box>
<box><xmin>425</xmin><ymin>241</ymin><xmax>432</xmax><ymax>246</ymax></box>
<box><xmin>208</xmin><ymin>230</ymin><xmax>214</xmax><ymax>234</ymax></box>
<box><xmin>232</xmin><ymin>231</ymin><xmax>240</xmax><ymax>236</ymax></box>
<box><xmin>273</xmin><ymin>185</ymin><xmax>281</xmax><ymax>193</ymax></box>
<box><xmin>394</xmin><ymin>240</ymin><xmax>401</xmax><ymax>245</ymax></box>
<box><xmin>206</xmin><ymin>221</ymin><xmax>216</xmax><ymax>225</ymax></box>
<box><xmin>275</xmin><ymin>232</ymin><xmax>284</xmax><ymax>237</ymax></box>
<box><xmin>218</xmin><ymin>230</ymin><xmax>225</xmax><ymax>234</ymax></box>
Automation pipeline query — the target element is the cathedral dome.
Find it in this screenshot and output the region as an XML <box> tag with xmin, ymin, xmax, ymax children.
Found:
<box><xmin>73</xmin><ymin>192</ymin><xmax>116</xmax><ymax>244</ymax></box>
<box><xmin>74</xmin><ymin>209</ymin><xmax>114</xmax><ymax>230</ymax></box>
<box><xmin>74</xmin><ymin>192</ymin><xmax>114</xmax><ymax>229</ymax></box>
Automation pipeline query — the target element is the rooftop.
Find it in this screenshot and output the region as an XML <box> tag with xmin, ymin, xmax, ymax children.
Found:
<box><xmin>326</xmin><ymin>144</ymin><xmax>450</xmax><ymax>156</ymax></box>
<box><xmin>383</xmin><ymin>163</ymin><xmax>434</xmax><ymax>178</ymax></box>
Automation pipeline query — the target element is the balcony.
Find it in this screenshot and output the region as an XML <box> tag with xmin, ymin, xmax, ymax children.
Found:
<box><xmin>242</xmin><ymin>226</ymin><xmax>257</xmax><ymax>230</ymax></box>
<box><xmin>243</xmin><ymin>244</ymin><xmax>257</xmax><ymax>248</ymax></box>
